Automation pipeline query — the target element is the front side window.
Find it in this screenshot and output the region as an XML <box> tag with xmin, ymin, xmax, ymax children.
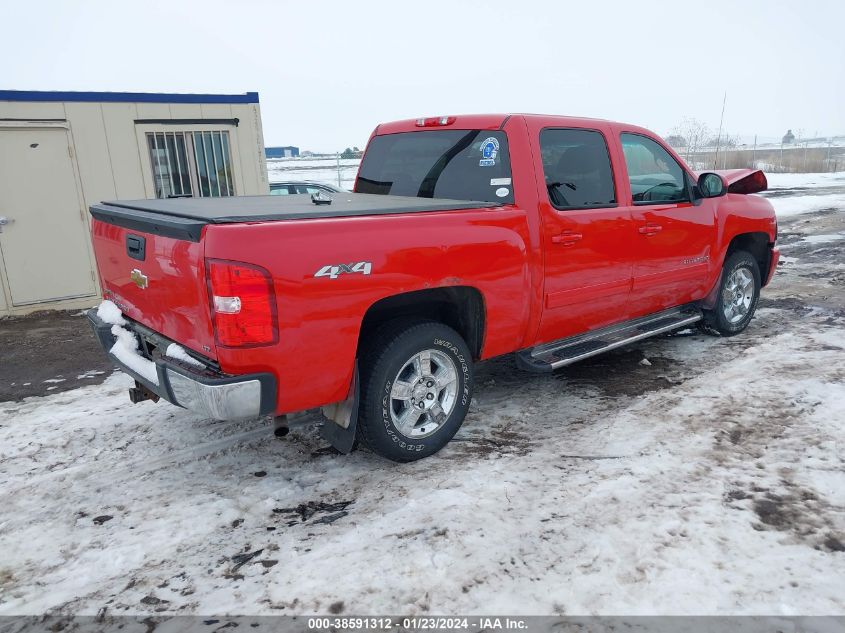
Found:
<box><xmin>356</xmin><ymin>130</ymin><xmax>514</xmax><ymax>204</ymax></box>
<box><xmin>146</xmin><ymin>131</ymin><xmax>235</xmax><ymax>199</ymax></box>
<box><xmin>540</xmin><ymin>128</ymin><xmax>616</xmax><ymax>209</ymax></box>
<box><xmin>621</xmin><ymin>133</ymin><xmax>688</xmax><ymax>203</ymax></box>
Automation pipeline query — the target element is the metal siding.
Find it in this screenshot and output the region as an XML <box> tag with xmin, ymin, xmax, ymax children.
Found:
<box><xmin>169</xmin><ymin>103</ymin><xmax>203</xmax><ymax>119</ymax></box>
<box><xmin>134</xmin><ymin>103</ymin><xmax>173</xmax><ymax>120</ymax></box>
<box><xmin>0</xmin><ymin>100</ymin><xmax>67</xmax><ymax>119</ymax></box>
<box><xmin>0</xmin><ymin>90</ymin><xmax>259</xmax><ymax>104</ymax></box>
<box><xmin>251</xmin><ymin>104</ymin><xmax>268</xmax><ymax>190</ymax></box>
<box><xmin>0</xmin><ymin>273</ymin><xmax>8</xmax><ymax>312</ymax></box>
<box><xmin>100</xmin><ymin>102</ymin><xmax>148</xmax><ymax>199</ymax></box>
<box><xmin>63</xmin><ymin>102</ymin><xmax>118</xmax><ymax>207</ymax></box>
<box><xmin>231</xmin><ymin>103</ymin><xmax>267</xmax><ymax>194</ymax></box>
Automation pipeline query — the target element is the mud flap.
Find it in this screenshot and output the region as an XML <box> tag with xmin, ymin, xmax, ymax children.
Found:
<box><xmin>319</xmin><ymin>362</ymin><xmax>359</xmax><ymax>454</ymax></box>
<box><xmin>701</xmin><ymin>269</ymin><xmax>724</xmax><ymax>310</ymax></box>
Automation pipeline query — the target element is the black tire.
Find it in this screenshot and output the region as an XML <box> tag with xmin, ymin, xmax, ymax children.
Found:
<box><xmin>700</xmin><ymin>250</ymin><xmax>761</xmax><ymax>336</ymax></box>
<box><xmin>358</xmin><ymin>319</ymin><xmax>473</xmax><ymax>462</ymax></box>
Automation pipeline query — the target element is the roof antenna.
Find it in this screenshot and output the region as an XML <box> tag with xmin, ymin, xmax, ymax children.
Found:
<box><xmin>713</xmin><ymin>91</ymin><xmax>726</xmax><ymax>170</ymax></box>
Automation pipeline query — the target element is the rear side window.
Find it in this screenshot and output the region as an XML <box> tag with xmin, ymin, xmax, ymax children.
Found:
<box><xmin>621</xmin><ymin>133</ymin><xmax>689</xmax><ymax>203</ymax></box>
<box><xmin>356</xmin><ymin>130</ymin><xmax>514</xmax><ymax>204</ymax></box>
<box><xmin>540</xmin><ymin>129</ymin><xmax>616</xmax><ymax>210</ymax></box>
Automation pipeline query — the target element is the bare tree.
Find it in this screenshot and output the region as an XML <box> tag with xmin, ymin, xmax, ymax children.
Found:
<box><xmin>665</xmin><ymin>134</ymin><xmax>687</xmax><ymax>148</ymax></box>
<box><xmin>672</xmin><ymin>117</ymin><xmax>711</xmax><ymax>164</ymax></box>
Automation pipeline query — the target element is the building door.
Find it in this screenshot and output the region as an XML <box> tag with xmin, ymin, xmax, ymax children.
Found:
<box><xmin>0</xmin><ymin>125</ymin><xmax>95</xmax><ymax>306</ymax></box>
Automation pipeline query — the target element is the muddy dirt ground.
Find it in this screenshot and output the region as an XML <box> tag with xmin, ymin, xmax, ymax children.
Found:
<box><xmin>0</xmin><ymin>309</ymin><xmax>112</xmax><ymax>402</ymax></box>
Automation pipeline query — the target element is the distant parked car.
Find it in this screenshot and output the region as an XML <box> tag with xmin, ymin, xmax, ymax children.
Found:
<box><xmin>269</xmin><ymin>181</ymin><xmax>343</xmax><ymax>195</ymax></box>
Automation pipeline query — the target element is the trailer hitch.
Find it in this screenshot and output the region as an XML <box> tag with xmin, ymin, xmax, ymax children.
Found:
<box><xmin>128</xmin><ymin>381</ymin><xmax>160</xmax><ymax>404</ymax></box>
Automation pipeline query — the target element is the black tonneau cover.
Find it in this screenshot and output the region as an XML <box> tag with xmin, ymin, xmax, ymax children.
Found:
<box><xmin>90</xmin><ymin>193</ymin><xmax>498</xmax><ymax>242</ymax></box>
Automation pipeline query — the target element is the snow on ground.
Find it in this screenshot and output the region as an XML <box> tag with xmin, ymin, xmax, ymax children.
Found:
<box><xmin>762</xmin><ymin>172</ymin><xmax>845</xmax><ymax>216</ymax></box>
<box><xmin>266</xmin><ymin>157</ymin><xmax>360</xmax><ymax>190</ymax></box>
<box><xmin>765</xmin><ymin>172</ymin><xmax>845</xmax><ymax>189</ymax></box>
<box><xmin>1</xmin><ymin>175</ymin><xmax>844</xmax><ymax>618</ymax></box>
<box><xmin>768</xmin><ymin>193</ymin><xmax>845</xmax><ymax>217</ymax></box>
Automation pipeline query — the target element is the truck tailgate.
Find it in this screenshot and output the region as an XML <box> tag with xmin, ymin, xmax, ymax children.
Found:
<box><xmin>90</xmin><ymin>218</ymin><xmax>217</xmax><ymax>360</ymax></box>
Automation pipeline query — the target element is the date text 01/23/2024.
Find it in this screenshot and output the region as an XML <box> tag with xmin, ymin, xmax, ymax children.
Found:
<box><xmin>307</xmin><ymin>616</ymin><xmax>528</xmax><ymax>630</ymax></box>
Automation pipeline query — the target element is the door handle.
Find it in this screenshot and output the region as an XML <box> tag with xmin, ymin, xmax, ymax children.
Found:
<box><xmin>552</xmin><ymin>231</ymin><xmax>583</xmax><ymax>246</ymax></box>
<box><xmin>0</xmin><ymin>216</ymin><xmax>12</xmax><ymax>233</ymax></box>
<box><xmin>638</xmin><ymin>223</ymin><xmax>663</xmax><ymax>236</ymax></box>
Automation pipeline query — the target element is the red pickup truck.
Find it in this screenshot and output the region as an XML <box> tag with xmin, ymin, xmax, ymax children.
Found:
<box><xmin>87</xmin><ymin>114</ymin><xmax>778</xmax><ymax>462</ymax></box>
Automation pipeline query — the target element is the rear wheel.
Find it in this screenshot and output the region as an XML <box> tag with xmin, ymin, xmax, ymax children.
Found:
<box><xmin>358</xmin><ymin>320</ymin><xmax>473</xmax><ymax>462</ymax></box>
<box><xmin>700</xmin><ymin>250</ymin><xmax>761</xmax><ymax>336</ymax></box>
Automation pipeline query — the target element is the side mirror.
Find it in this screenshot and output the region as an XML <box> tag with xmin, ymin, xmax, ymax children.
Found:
<box><xmin>697</xmin><ymin>172</ymin><xmax>727</xmax><ymax>198</ymax></box>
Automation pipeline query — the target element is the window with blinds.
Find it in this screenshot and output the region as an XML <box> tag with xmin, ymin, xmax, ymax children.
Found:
<box><xmin>146</xmin><ymin>131</ymin><xmax>235</xmax><ymax>198</ymax></box>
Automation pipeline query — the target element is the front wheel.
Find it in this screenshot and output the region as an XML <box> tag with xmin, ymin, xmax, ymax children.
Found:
<box><xmin>358</xmin><ymin>320</ymin><xmax>473</xmax><ymax>462</ymax></box>
<box><xmin>700</xmin><ymin>250</ymin><xmax>761</xmax><ymax>336</ymax></box>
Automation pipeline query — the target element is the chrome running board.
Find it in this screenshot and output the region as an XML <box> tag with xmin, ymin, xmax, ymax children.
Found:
<box><xmin>516</xmin><ymin>305</ymin><xmax>702</xmax><ymax>373</ymax></box>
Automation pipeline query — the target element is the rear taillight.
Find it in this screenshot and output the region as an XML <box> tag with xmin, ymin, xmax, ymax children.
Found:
<box><xmin>206</xmin><ymin>259</ymin><xmax>278</xmax><ymax>347</ymax></box>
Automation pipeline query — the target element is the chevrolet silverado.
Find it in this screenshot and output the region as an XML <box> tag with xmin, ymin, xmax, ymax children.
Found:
<box><xmin>87</xmin><ymin>114</ymin><xmax>778</xmax><ymax>462</ymax></box>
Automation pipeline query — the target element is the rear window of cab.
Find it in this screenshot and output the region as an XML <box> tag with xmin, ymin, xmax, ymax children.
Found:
<box><xmin>356</xmin><ymin>130</ymin><xmax>514</xmax><ymax>204</ymax></box>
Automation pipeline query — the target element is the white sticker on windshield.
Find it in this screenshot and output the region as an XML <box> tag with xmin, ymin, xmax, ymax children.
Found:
<box><xmin>490</xmin><ymin>177</ymin><xmax>511</xmax><ymax>186</ymax></box>
<box><xmin>495</xmin><ymin>187</ymin><xmax>510</xmax><ymax>198</ymax></box>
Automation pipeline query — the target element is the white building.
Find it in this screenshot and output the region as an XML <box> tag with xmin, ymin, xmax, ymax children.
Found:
<box><xmin>0</xmin><ymin>90</ymin><xmax>268</xmax><ymax>317</ymax></box>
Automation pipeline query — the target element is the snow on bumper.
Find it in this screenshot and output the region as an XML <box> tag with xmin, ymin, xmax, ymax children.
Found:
<box><xmin>87</xmin><ymin>309</ymin><xmax>276</xmax><ymax>420</ymax></box>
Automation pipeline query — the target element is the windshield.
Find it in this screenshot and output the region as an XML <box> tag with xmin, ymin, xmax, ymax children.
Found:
<box><xmin>356</xmin><ymin>130</ymin><xmax>514</xmax><ymax>204</ymax></box>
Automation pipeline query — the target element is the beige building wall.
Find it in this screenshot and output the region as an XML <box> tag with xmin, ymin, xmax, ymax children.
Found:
<box><xmin>0</xmin><ymin>92</ymin><xmax>267</xmax><ymax>317</ymax></box>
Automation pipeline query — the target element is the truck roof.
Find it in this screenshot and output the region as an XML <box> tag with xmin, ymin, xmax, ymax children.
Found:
<box><xmin>375</xmin><ymin>113</ymin><xmax>616</xmax><ymax>134</ymax></box>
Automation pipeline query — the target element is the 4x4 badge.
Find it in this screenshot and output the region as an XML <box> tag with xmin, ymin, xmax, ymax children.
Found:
<box><xmin>314</xmin><ymin>261</ymin><xmax>372</xmax><ymax>280</ymax></box>
<box><xmin>130</xmin><ymin>268</ymin><xmax>148</xmax><ymax>289</ymax></box>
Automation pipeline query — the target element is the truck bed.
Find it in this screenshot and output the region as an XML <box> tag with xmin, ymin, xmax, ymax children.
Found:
<box><xmin>90</xmin><ymin>193</ymin><xmax>497</xmax><ymax>241</ymax></box>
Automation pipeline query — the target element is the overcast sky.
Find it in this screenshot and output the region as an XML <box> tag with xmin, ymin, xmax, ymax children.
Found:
<box><xmin>2</xmin><ymin>0</ymin><xmax>843</xmax><ymax>152</ymax></box>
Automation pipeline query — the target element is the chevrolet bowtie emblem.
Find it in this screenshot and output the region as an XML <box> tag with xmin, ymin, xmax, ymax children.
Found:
<box><xmin>130</xmin><ymin>268</ymin><xmax>148</xmax><ymax>289</ymax></box>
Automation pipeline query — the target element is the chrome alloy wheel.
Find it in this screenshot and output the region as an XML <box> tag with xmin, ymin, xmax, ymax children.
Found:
<box><xmin>389</xmin><ymin>349</ymin><xmax>458</xmax><ymax>439</ymax></box>
<box><xmin>722</xmin><ymin>267</ymin><xmax>755</xmax><ymax>324</ymax></box>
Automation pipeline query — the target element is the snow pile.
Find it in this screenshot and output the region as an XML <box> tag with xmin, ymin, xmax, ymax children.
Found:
<box><xmin>109</xmin><ymin>324</ymin><xmax>159</xmax><ymax>386</ymax></box>
<box><xmin>165</xmin><ymin>343</ymin><xmax>204</xmax><ymax>368</ymax></box>
<box><xmin>96</xmin><ymin>299</ymin><xmax>125</xmax><ymax>326</ymax></box>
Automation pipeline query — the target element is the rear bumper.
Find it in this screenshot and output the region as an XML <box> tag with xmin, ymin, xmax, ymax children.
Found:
<box><xmin>87</xmin><ymin>309</ymin><xmax>276</xmax><ymax>420</ymax></box>
<box><xmin>764</xmin><ymin>247</ymin><xmax>780</xmax><ymax>286</ymax></box>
